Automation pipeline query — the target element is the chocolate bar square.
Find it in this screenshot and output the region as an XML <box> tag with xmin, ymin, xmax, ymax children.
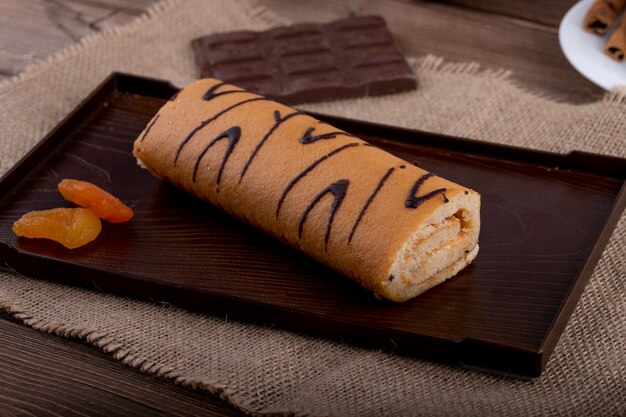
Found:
<box><xmin>191</xmin><ymin>16</ymin><xmax>417</xmax><ymax>105</ymax></box>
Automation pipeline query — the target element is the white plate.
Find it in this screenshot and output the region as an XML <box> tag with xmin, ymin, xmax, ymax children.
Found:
<box><xmin>559</xmin><ymin>0</ymin><xmax>626</xmax><ymax>90</ymax></box>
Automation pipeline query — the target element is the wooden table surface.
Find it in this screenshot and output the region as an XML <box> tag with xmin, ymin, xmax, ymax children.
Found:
<box><xmin>0</xmin><ymin>0</ymin><xmax>599</xmax><ymax>415</ymax></box>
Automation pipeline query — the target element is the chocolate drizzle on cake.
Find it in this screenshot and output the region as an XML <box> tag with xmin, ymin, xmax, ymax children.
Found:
<box><xmin>160</xmin><ymin>87</ymin><xmax>454</xmax><ymax>252</ymax></box>
<box><xmin>192</xmin><ymin>126</ymin><xmax>241</xmax><ymax>187</ymax></box>
<box><xmin>276</xmin><ymin>142</ymin><xmax>360</xmax><ymax>218</ymax></box>
<box><xmin>300</xmin><ymin>127</ymin><xmax>354</xmax><ymax>144</ymax></box>
<box><xmin>202</xmin><ymin>82</ymin><xmax>244</xmax><ymax>101</ymax></box>
<box><xmin>239</xmin><ymin>109</ymin><xmax>306</xmax><ymax>181</ymax></box>
<box><xmin>298</xmin><ymin>179</ymin><xmax>349</xmax><ymax>251</ymax></box>
<box><xmin>138</xmin><ymin>114</ymin><xmax>160</xmax><ymax>142</ymax></box>
<box><xmin>174</xmin><ymin>97</ymin><xmax>270</xmax><ymax>164</ymax></box>
<box><xmin>348</xmin><ymin>166</ymin><xmax>395</xmax><ymax>243</ymax></box>
<box><xmin>405</xmin><ymin>173</ymin><xmax>447</xmax><ymax>209</ymax></box>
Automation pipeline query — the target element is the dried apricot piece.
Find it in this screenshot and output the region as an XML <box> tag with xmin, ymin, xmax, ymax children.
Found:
<box><xmin>58</xmin><ymin>179</ymin><xmax>133</xmax><ymax>223</ymax></box>
<box><xmin>13</xmin><ymin>207</ymin><xmax>102</xmax><ymax>249</ymax></box>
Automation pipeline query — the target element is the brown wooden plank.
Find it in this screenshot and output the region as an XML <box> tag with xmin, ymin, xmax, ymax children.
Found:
<box><xmin>259</xmin><ymin>0</ymin><xmax>603</xmax><ymax>103</ymax></box>
<box><xmin>0</xmin><ymin>0</ymin><xmax>155</xmax><ymax>77</ymax></box>
<box><xmin>436</xmin><ymin>0</ymin><xmax>575</xmax><ymax>27</ymax></box>
<box><xmin>0</xmin><ymin>314</ymin><xmax>245</xmax><ymax>417</ymax></box>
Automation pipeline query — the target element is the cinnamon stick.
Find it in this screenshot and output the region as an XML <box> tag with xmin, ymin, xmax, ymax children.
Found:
<box><xmin>605</xmin><ymin>15</ymin><xmax>626</xmax><ymax>61</ymax></box>
<box><xmin>584</xmin><ymin>0</ymin><xmax>626</xmax><ymax>35</ymax></box>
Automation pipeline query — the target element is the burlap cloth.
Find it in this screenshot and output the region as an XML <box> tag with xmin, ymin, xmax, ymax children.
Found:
<box><xmin>0</xmin><ymin>1</ymin><xmax>624</xmax><ymax>415</ymax></box>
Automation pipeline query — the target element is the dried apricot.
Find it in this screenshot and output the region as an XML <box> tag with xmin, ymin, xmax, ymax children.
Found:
<box><xmin>58</xmin><ymin>179</ymin><xmax>133</xmax><ymax>223</ymax></box>
<box><xmin>12</xmin><ymin>207</ymin><xmax>102</xmax><ymax>249</ymax></box>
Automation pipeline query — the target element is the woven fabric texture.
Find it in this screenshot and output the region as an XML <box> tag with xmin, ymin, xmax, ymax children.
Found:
<box><xmin>0</xmin><ymin>1</ymin><xmax>624</xmax><ymax>415</ymax></box>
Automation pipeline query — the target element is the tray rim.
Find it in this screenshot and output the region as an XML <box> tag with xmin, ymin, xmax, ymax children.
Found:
<box><xmin>1</xmin><ymin>72</ymin><xmax>625</xmax><ymax>379</ymax></box>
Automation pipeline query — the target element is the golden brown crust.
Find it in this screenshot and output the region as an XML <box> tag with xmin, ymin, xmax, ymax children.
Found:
<box><xmin>133</xmin><ymin>78</ymin><xmax>480</xmax><ymax>301</ymax></box>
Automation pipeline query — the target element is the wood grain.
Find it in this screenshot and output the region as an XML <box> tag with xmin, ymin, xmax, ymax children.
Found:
<box><xmin>439</xmin><ymin>0</ymin><xmax>574</xmax><ymax>26</ymax></box>
<box><xmin>0</xmin><ymin>313</ymin><xmax>245</xmax><ymax>416</ymax></box>
<box><xmin>0</xmin><ymin>0</ymin><xmax>156</xmax><ymax>78</ymax></box>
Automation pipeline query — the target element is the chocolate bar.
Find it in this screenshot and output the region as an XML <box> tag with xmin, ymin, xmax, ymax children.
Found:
<box><xmin>191</xmin><ymin>16</ymin><xmax>417</xmax><ymax>105</ymax></box>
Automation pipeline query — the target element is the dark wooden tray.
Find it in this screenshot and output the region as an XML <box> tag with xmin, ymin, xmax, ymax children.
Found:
<box><xmin>1</xmin><ymin>74</ymin><xmax>624</xmax><ymax>379</ymax></box>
